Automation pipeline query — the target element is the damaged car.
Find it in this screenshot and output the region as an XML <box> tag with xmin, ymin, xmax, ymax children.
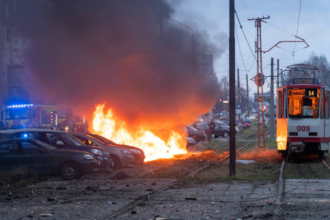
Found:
<box><xmin>71</xmin><ymin>133</ymin><xmax>135</xmax><ymax>169</ymax></box>
<box><xmin>0</xmin><ymin>129</ymin><xmax>113</xmax><ymax>173</ymax></box>
<box><xmin>0</xmin><ymin>138</ymin><xmax>98</xmax><ymax>180</ymax></box>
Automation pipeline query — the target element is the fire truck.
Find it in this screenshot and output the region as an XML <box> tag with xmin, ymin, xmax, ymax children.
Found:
<box><xmin>1</xmin><ymin>104</ymin><xmax>87</xmax><ymax>132</ymax></box>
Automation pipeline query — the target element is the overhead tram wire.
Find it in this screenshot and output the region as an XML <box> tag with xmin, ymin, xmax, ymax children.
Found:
<box><xmin>293</xmin><ymin>0</ymin><xmax>303</xmax><ymax>63</ymax></box>
<box><xmin>234</xmin><ymin>10</ymin><xmax>258</xmax><ymax>70</ymax></box>
<box><xmin>262</xmin><ymin>21</ymin><xmax>295</xmax><ymax>37</ymax></box>
<box><xmin>235</xmin><ymin>25</ymin><xmax>254</xmax><ymax>73</ymax></box>
<box><xmin>235</xmin><ymin>25</ymin><xmax>247</xmax><ymax>72</ymax></box>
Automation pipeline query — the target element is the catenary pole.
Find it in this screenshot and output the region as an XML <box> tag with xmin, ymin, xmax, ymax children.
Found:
<box><xmin>246</xmin><ymin>74</ymin><xmax>249</xmax><ymax>117</ymax></box>
<box><xmin>229</xmin><ymin>0</ymin><xmax>236</xmax><ymax>176</ymax></box>
<box><xmin>277</xmin><ymin>59</ymin><xmax>279</xmax><ymax>89</ymax></box>
<box><xmin>270</xmin><ymin>57</ymin><xmax>275</xmax><ymax>138</ymax></box>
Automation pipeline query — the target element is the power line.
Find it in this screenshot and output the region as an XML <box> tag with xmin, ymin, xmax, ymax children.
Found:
<box><xmin>262</xmin><ymin>21</ymin><xmax>295</xmax><ymax>37</ymax></box>
<box><xmin>234</xmin><ymin>10</ymin><xmax>257</xmax><ymax>65</ymax></box>
<box><xmin>235</xmin><ymin>25</ymin><xmax>248</xmax><ymax>72</ymax></box>
<box><xmin>215</xmin><ymin>48</ymin><xmax>229</xmax><ymax>57</ymax></box>
<box><xmin>293</xmin><ymin>0</ymin><xmax>303</xmax><ymax>63</ymax></box>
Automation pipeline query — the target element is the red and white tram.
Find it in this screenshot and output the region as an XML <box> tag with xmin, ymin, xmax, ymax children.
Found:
<box><xmin>276</xmin><ymin>64</ymin><xmax>330</xmax><ymax>157</ymax></box>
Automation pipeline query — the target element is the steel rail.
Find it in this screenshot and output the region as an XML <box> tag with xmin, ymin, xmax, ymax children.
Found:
<box><xmin>322</xmin><ymin>159</ymin><xmax>330</xmax><ymax>170</ymax></box>
<box><xmin>105</xmin><ymin>131</ymin><xmax>268</xmax><ymax>219</ymax></box>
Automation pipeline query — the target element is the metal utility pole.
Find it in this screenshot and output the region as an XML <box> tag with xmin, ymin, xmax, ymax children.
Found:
<box><xmin>248</xmin><ymin>16</ymin><xmax>270</xmax><ymax>149</ymax></box>
<box><xmin>270</xmin><ymin>58</ymin><xmax>275</xmax><ymax>139</ymax></box>
<box><xmin>237</xmin><ymin>68</ymin><xmax>240</xmax><ymax>119</ymax></box>
<box><xmin>246</xmin><ymin>74</ymin><xmax>249</xmax><ymax>117</ymax></box>
<box><xmin>277</xmin><ymin>59</ymin><xmax>280</xmax><ymax>89</ymax></box>
<box><xmin>229</xmin><ymin>0</ymin><xmax>236</xmax><ymax>176</ymax></box>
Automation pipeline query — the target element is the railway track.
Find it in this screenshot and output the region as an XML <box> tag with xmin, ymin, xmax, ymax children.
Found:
<box><xmin>275</xmin><ymin>156</ymin><xmax>330</xmax><ymax>217</ymax></box>
<box><xmin>105</xmin><ymin>134</ymin><xmax>263</xmax><ymax>219</ymax></box>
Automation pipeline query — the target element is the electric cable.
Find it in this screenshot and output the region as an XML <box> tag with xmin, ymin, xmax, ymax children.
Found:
<box><xmin>235</xmin><ymin>25</ymin><xmax>248</xmax><ymax>72</ymax></box>
<box><xmin>293</xmin><ymin>0</ymin><xmax>303</xmax><ymax>52</ymax></box>
<box><xmin>262</xmin><ymin>21</ymin><xmax>295</xmax><ymax>37</ymax></box>
<box><xmin>234</xmin><ymin>10</ymin><xmax>257</xmax><ymax>65</ymax></box>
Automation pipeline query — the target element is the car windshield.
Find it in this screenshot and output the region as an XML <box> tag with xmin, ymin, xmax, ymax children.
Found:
<box><xmin>50</xmin><ymin>132</ymin><xmax>85</xmax><ymax>147</ymax></box>
<box><xmin>88</xmin><ymin>134</ymin><xmax>117</xmax><ymax>145</ymax></box>
<box><xmin>288</xmin><ymin>88</ymin><xmax>320</xmax><ymax>119</ymax></box>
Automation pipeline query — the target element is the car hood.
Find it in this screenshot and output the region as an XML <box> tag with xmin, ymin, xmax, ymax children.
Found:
<box><xmin>102</xmin><ymin>143</ymin><xmax>133</xmax><ymax>152</ymax></box>
<box><xmin>52</xmin><ymin>148</ymin><xmax>91</xmax><ymax>156</ymax></box>
<box><xmin>59</xmin><ymin>145</ymin><xmax>109</xmax><ymax>156</ymax></box>
<box><xmin>120</xmin><ymin>144</ymin><xmax>143</xmax><ymax>151</ymax></box>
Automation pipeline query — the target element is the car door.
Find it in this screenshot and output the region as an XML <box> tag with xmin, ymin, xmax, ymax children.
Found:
<box><xmin>0</xmin><ymin>140</ymin><xmax>21</xmax><ymax>169</ymax></box>
<box><xmin>17</xmin><ymin>140</ymin><xmax>51</xmax><ymax>174</ymax></box>
<box><xmin>214</xmin><ymin>123</ymin><xmax>221</xmax><ymax>137</ymax></box>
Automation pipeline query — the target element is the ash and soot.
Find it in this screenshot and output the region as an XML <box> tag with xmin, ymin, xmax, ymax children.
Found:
<box><xmin>17</xmin><ymin>0</ymin><xmax>220</xmax><ymax>161</ymax></box>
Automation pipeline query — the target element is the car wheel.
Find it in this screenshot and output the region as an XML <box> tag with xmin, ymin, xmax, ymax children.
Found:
<box><xmin>60</xmin><ymin>162</ymin><xmax>80</xmax><ymax>180</ymax></box>
<box><xmin>111</xmin><ymin>156</ymin><xmax>121</xmax><ymax>170</ymax></box>
<box><xmin>223</xmin><ymin>132</ymin><xmax>229</xmax><ymax>138</ymax></box>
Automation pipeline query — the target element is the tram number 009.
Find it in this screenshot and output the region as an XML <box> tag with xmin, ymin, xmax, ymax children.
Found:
<box><xmin>297</xmin><ymin>126</ymin><xmax>310</xmax><ymax>132</ymax></box>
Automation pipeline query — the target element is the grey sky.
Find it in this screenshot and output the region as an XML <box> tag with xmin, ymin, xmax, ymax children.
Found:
<box><xmin>168</xmin><ymin>0</ymin><xmax>328</xmax><ymax>95</ymax></box>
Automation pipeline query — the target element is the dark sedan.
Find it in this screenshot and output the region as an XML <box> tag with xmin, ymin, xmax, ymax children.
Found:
<box><xmin>0</xmin><ymin>129</ymin><xmax>113</xmax><ymax>173</ymax></box>
<box><xmin>0</xmin><ymin>138</ymin><xmax>98</xmax><ymax>180</ymax></box>
<box><xmin>86</xmin><ymin>133</ymin><xmax>145</xmax><ymax>165</ymax></box>
<box><xmin>72</xmin><ymin>133</ymin><xmax>135</xmax><ymax>169</ymax></box>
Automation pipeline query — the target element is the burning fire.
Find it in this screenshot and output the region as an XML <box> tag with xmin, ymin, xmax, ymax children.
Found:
<box><xmin>92</xmin><ymin>105</ymin><xmax>187</xmax><ymax>161</ymax></box>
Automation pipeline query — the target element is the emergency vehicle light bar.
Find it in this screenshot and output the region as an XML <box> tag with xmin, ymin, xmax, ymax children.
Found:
<box><xmin>7</xmin><ymin>104</ymin><xmax>34</xmax><ymax>108</ymax></box>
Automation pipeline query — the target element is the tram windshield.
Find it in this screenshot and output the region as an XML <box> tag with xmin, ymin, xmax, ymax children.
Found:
<box><xmin>288</xmin><ymin>88</ymin><xmax>320</xmax><ymax>119</ymax></box>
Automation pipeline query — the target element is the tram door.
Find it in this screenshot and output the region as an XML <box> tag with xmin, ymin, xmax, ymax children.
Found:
<box><xmin>325</xmin><ymin>89</ymin><xmax>330</xmax><ymax>141</ymax></box>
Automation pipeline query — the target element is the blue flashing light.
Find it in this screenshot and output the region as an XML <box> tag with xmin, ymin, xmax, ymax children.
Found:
<box><xmin>23</xmin><ymin>134</ymin><xmax>28</xmax><ymax>138</ymax></box>
<box><xmin>7</xmin><ymin>104</ymin><xmax>34</xmax><ymax>109</ymax></box>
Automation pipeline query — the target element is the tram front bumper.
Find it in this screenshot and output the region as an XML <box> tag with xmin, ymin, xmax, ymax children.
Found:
<box><xmin>289</xmin><ymin>142</ymin><xmax>305</xmax><ymax>153</ymax></box>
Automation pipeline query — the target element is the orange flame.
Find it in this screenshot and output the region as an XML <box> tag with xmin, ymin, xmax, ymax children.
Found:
<box><xmin>92</xmin><ymin>105</ymin><xmax>187</xmax><ymax>161</ymax></box>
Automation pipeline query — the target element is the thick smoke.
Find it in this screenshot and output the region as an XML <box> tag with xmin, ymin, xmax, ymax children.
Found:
<box><xmin>16</xmin><ymin>0</ymin><xmax>220</xmax><ymax>137</ymax></box>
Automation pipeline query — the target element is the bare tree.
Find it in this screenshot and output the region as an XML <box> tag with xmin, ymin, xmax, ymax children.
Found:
<box><xmin>305</xmin><ymin>53</ymin><xmax>330</xmax><ymax>86</ymax></box>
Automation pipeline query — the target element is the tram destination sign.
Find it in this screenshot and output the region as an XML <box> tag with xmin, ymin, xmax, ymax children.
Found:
<box><xmin>305</xmin><ymin>88</ymin><xmax>317</xmax><ymax>97</ymax></box>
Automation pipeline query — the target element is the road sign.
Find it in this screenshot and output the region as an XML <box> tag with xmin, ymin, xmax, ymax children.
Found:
<box><xmin>254</xmin><ymin>73</ymin><xmax>265</xmax><ymax>86</ymax></box>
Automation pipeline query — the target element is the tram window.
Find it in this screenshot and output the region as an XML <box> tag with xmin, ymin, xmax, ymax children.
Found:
<box><xmin>326</xmin><ymin>91</ymin><xmax>329</xmax><ymax>119</ymax></box>
<box><xmin>277</xmin><ymin>91</ymin><xmax>283</xmax><ymax>118</ymax></box>
<box><xmin>288</xmin><ymin>88</ymin><xmax>320</xmax><ymax>119</ymax></box>
<box><xmin>320</xmin><ymin>89</ymin><xmax>324</xmax><ymax>119</ymax></box>
<box><xmin>284</xmin><ymin>89</ymin><xmax>288</xmax><ymax>118</ymax></box>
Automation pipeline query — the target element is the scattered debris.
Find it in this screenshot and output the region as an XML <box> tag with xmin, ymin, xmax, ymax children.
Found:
<box><xmin>7</xmin><ymin>190</ymin><xmax>13</xmax><ymax>197</ymax></box>
<box><xmin>98</xmin><ymin>186</ymin><xmax>112</xmax><ymax>191</ymax></box>
<box><xmin>236</xmin><ymin>160</ymin><xmax>255</xmax><ymax>164</ymax></box>
<box><xmin>185</xmin><ymin>198</ymin><xmax>198</xmax><ymax>201</ymax></box>
<box><xmin>56</xmin><ymin>186</ymin><xmax>66</xmax><ymax>190</ymax></box>
<box><xmin>47</xmin><ymin>197</ymin><xmax>55</xmax><ymax>202</ymax></box>
<box><xmin>111</xmin><ymin>171</ymin><xmax>130</xmax><ymax>180</ymax></box>
<box><xmin>40</xmin><ymin>213</ymin><xmax>53</xmax><ymax>217</ymax></box>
